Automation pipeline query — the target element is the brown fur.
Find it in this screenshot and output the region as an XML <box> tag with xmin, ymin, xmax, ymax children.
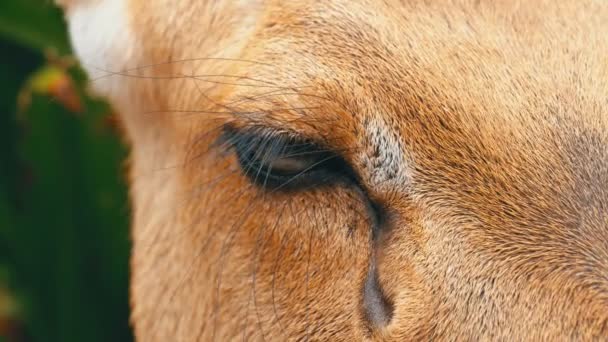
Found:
<box><xmin>58</xmin><ymin>0</ymin><xmax>608</xmax><ymax>340</ymax></box>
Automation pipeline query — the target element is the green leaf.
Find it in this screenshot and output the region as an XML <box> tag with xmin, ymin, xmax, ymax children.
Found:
<box><xmin>0</xmin><ymin>5</ymin><xmax>133</xmax><ymax>341</ymax></box>
<box><xmin>0</xmin><ymin>0</ymin><xmax>70</xmax><ymax>53</ymax></box>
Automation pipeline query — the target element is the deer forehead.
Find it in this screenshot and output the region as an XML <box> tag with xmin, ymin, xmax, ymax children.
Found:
<box><xmin>61</xmin><ymin>0</ymin><xmax>608</xmax><ymax>169</ymax></box>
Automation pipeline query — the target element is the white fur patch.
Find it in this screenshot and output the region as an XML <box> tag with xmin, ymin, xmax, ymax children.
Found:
<box><xmin>66</xmin><ymin>0</ymin><xmax>140</xmax><ymax>95</ymax></box>
<box><xmin>361</xmin><ymin>118</ymin><xmax>413</xmax><ymax>191</ymax></box>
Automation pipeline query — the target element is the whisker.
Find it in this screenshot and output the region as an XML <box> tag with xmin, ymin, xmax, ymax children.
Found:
<box><xmin>247</xmin><ymin>200</ymin><xmax>288</xmax><ymax>341</ymax></box>
<box><xmin>85</xmin><ymin>56</ymin><xmax>274</xmax><ymax>82</ymax></box>
<box><xmin>269</xmin><ymin>209</ymin><xmax>291</xmax><ymax>336</ymax></box>
<box><xmin>240</xmin><ymin>192</ymin><xmax>269</xmax><ymax>342</ymax></box>
<box><xmin>303</xmin><ymin>201</ymin><xmax>315</xmax><ymax>341</ymax></box>
<box><xmin>208</xmin><ymin>188</ymin><xmax>267</xmax><ymax>342</ymax></box>
<box><xmin>91</xmin><ymin>70</ymin><xmax>292</xmax><ymax>89</ymax></box>
<box><xmin>140</xmin><ymin>106</ymin><xmax>321</xmax><ymax>117</ymax></box>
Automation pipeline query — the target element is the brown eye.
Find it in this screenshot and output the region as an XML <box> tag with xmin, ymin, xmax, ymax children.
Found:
<box><xmin>266</xmin><ymin>155</ymin><xmax>319</xmax><ymax>176</ymax></box>
<box><xmin>221</xmin><ymin>126</ymin><xmax>355</xmax><ymax>190</ymax></box>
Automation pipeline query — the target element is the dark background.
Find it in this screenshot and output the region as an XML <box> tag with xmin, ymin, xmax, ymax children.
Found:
<box><xmin>0</xmin><ymin>1</ymin><xmax>133</xmax><ymax>341</ymax></box>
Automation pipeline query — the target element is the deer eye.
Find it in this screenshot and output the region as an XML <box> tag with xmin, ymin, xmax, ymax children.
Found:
<box><xmin>221</xmin><ymin>126</ymin><xmax>354</xmax><ymax>190</ymax></box>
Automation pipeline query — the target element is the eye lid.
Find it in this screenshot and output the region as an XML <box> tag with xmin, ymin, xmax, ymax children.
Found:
<box><xmin>220</xmin><ymin>124</ymin><xmax>315</xmax><ymax>147</ymax></box>
<box><xmin>219</xmin><ymin>124</ymin><xmax>357</xmax><ymax>191</ymax></box>
<box><xmin>219</xmin><ymin>123</ymin><xmax>329</xmax><ymax>159</ymax></box>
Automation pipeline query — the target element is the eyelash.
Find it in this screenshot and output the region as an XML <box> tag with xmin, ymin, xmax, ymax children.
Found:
<box><xmin>220</xmin><ymin>126</ymin><xmax>355</xmax><ymax>191</ymax></box>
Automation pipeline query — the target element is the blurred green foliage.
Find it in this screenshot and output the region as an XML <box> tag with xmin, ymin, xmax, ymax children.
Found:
<box><xmin>0</xmin><ymin>1</ymin><xmax>133</xmax><ymax>341</ymax></box>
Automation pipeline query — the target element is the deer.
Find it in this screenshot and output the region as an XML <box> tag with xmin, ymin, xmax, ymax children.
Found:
<box><xmin>56</xmin><ymin>0</ymin><xmax>608</xmax><ymax>340</ymax></box>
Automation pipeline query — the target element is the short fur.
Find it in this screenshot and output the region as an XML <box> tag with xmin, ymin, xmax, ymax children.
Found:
<box><xmin>58</xmin><ymin>0</ymin><xmax>608</xmax><ymax>340</ymax></box>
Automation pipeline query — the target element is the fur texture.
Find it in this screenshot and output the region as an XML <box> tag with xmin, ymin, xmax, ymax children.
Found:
<box><xmin>58</xmin><ymin>0</ymin><xmax>608</xmax><ymax>340</ymax></box>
